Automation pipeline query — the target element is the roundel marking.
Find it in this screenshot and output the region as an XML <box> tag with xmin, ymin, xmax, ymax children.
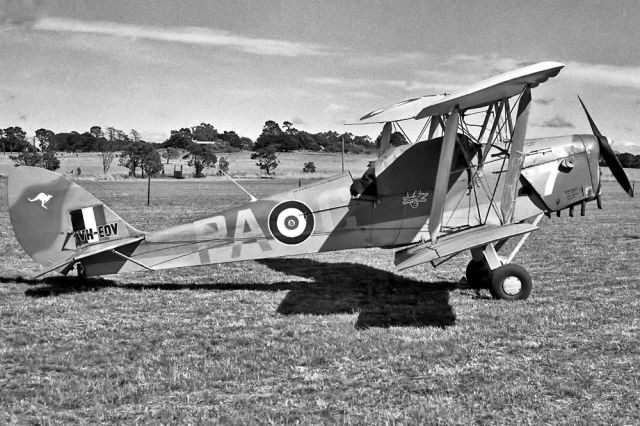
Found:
<box><xmin>268</xmin><ymin>201</ymin><xmax>315</xmax><ymax>245</ymax></box>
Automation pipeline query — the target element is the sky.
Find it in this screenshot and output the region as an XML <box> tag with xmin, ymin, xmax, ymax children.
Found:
<box><xmin>1</xmin><ymin>0</ymin><xmax>640</xmax><ymax>152</ymax></box>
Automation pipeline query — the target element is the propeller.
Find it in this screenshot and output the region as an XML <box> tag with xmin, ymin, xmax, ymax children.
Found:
<box><xmin>578</xmin><ymin>96</ymin><xmax>634</xmax><ymax>197</ymax></box>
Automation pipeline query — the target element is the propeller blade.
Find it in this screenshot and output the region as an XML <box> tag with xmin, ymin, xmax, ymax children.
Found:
<box><xmin>578</xmin><ymin>96</ymin><xmax>634</xmax><ymax>197</ymax></box>
<box><xmin>577</xmin><ymin>96</ymin><xmax>602</xmax><ymax>138</ymax></box>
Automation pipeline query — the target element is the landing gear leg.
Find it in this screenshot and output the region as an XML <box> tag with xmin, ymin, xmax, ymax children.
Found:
<box><xmin>76</xmin><ymin>262</ymin><xmax>87</xmax><ymax>280</ymax></box>
<box><xmin>465</xmin><ymin>258</ymin><xmax>491</xmax><ymax>289</ymax></box>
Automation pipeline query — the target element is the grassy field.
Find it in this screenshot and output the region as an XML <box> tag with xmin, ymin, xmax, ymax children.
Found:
<box><xmin>0</xmin><ymin>175</ymin><xmax>638</xmax><ymax>424</ymax></box>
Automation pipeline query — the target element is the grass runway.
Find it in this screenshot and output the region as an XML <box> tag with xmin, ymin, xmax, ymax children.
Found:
<box><xmin>0</xmin><ymin>176</ymin><xmax>638</xmax><ymax>424</ymax></box>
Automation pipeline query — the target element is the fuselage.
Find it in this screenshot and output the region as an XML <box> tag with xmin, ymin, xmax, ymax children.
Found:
<box><xmin>80</xmin><ymin>133</ymin><xmax>601</xmax><ymax>277</ymax></box>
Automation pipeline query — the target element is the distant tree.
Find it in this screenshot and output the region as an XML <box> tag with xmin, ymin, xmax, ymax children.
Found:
<box><xmin>188</xmin><ymin>144</ymin><xmax>217</xmax><ymax>178</ymax></box>
<box><xmin>220</xmin><ymin>130</ymin><xmax>241</xmax><ymax>149</ymax></box>
<box><xmin>254</xmin><ymin>133</ymin><xmax>282</xmax><ymax>151</ymax></box>
<box><xmin>347</xmin><ymin>144</ymin><xmax>365</xmax><ymax>154</ymax></box>
<box><xmin>162</xmin><ymin>128</ymin><xmax>194</xmax><ymax>150</ymax></box>
<box><xmin>13</xmin><ymin>151</ymin><xmax>38</xmax><ymax>166</ymax></box>
<box><xmin>302</xmin><ymin>161</ymin><xmax>316</xmax><ymax>173</ymax></box>
<box><xmin>77</xmin><ymin>132</ymin><xmax>99</xmax><ymax>152</ymax></box>
<box><xmin>353</xmin><ymin>135</ymin><xmax>374</xmax><ymax>148</ymax></box>
<box><xmin>162</xmin><ymin>147</ymin><xmax>181</xmax><ymax>164</ymax></box>
<box><xmin>612</xmin><ymin>152</ymin><xmax>640</xmax><ymax>168</ymax></box>
<box><xmin>13</xmin><ymin>150</ymin><xmax>60</xmax><ymax>171</ymax></box>
<box><xmin>262</xmin><ymin>120</ymin><xmax>282</xmax><ymax>136</ymax></box>
<box><xmin>296</xmin><ymin>131</ymin><xmax>322</xmax><ymax>151</ymax></box>
<box><xmin>130</xmin><ymin>129</ymin><xmax>142</xmax><ymax>143</ymax></box>
<box><xmin>53</xmin><ymin>132</ymin><xmax>82</xmax><ymax>153</ymax></box>
<box><xmin>90</xmin><ymin>126</ymin><xmax>103</xmax><ymax>138</ymax></box>
<box><xmin>105</xmin><ymin>127</ymin><xmax>118</xmax><ymax>143</ymax></box>
<box><xmin>118</xmin><ymin>130</ymin><xmax>129</xmax><ymax>143</ymax></box>
<box><xmin>282</xmin><ymin>121</ymin><xmax>299</xmax><ymax>135</ymax></box>
<box><xmin>99</xmin><ymin>140</ymin><xmax>116</xmax><ymax>174</ymax></box>
<box><xmin>251</xmin><ymin>147</ymin><xmax>279</xmax><ymax>175</ymax></box>
<box><xmin>35</xmin><ymin>128</ymin><xmax>56</xmax><ymax>151</ymax></box>
<box><xmin>192</xmin><ymin>123</ymin><xmax>218</xmax><ymax>141</ymax></box>
<box><xmin>217</xmin><ymin>156</ymin><xmax>230</xmax><ymax>176</ymax></box>
<box><xmin>43</xmin><ymin>152</ymin><xmax>61</xmax><ymax>171</ymax></box>
<box><xmin>2</xmin><ymin>127</ymin><xmax>30</xmax><ymax>153</ymax></box>
<box><xmin>281</xmin><ymin>135</ymin><xmax>300</xmax><ymax>152</ymax></box>
<box><xmin>120</xmin><ymin>142</ymin><xmax>160</xmax><ymax>177</ymax></box>
<box><xmin>103</xmin><ymin>127</ymin><xmax>129</xmax><ymax>149</ymax></box>
<box><xmin>375</xmin><ymin>131</ymin><xmax>407</xmax><ymax>148</ymax></box>
<box><xmin>254</xmin><ymin>120</ymin><xmax>301</xmax><ymax>151</ymax></box>
<box><xmin>38</xmin><ymin>128</ymin><xmax>60</xmax><ymax>170</ymax></box>
<box><xmin>314</xmin><ymin>130</ymin><xmax>341</xmax><ymax>152</ymax></box>
<box><xmin>141</xmin><ymin>149</ymin><xmax>163</xmax><ymax>177</ymax></box>
<box><xmin>390</xmin><ymin>132</ymin><xmax>408</xmax><ymax>147</ymax></box>
<box><xmin>238</xmin><ymin>137</ymin><xmax>253</xmax><ymax>150</ymax></box>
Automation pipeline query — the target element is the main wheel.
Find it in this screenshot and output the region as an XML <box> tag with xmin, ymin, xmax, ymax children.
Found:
<box><xmin>465</xmin><ymin>259</ymin><xmax>492</xmax><ymax>289</ymax></box>
<box><xmin>489</xmin><ymin>264</ymin><xmax>532</xmax><ymax>300</ymax></box>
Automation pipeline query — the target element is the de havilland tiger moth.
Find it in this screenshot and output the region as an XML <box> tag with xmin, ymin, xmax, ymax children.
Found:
<box><xmin>7</xmin><ymin>61</ymin><xmax>634</xmax><ymax>300</ymax></box>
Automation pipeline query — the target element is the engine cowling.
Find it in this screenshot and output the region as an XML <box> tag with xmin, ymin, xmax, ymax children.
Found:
<box><xmin>520</xmin><ymin>134</ymin><xmax>600</xmax><ymax>212</ymax></box>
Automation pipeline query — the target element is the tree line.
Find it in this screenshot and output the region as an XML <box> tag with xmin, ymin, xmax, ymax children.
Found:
<box><xmin>0</xmin><ymin>121</ymin><xmax>380</xmax><ymax>177</ymax></box>
<box><xmin>6</xmin><ymin>120</ymin><xmax>639</xmax><ymax>178</ymax></box>
<box><xmin>0</xmin><ymin>121</ymin><xmax>380</xmax><ymax>155</ymax></box>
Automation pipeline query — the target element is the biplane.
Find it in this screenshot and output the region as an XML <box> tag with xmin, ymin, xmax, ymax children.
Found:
<box><xmin>7</xmin><ymin>61</ymin><xmax>634</xmax><ymax>300</ymax></box>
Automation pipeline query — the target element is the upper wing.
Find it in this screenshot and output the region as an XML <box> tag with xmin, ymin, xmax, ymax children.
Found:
<box><xmin>355</xmin><ymin>61</ymin><xmax>564</xmax><ymax>124</ymax></box>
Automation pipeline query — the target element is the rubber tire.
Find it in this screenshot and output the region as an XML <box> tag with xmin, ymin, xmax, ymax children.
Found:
<box><xmin>489</xmin><ymin>263</ymin><xmax>532</xmax><ymax>300</ymax></box>
<box><xmin>465</xmin><ymin>259</ymin><xmax>492</xmax><ymax>289</ymax></box>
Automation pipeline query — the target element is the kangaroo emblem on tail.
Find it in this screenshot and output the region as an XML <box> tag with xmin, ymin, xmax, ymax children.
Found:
<box><xmin>28</xmin><ymin>193</ymin><xmax>53</xmax><ymax>209</ymax></box>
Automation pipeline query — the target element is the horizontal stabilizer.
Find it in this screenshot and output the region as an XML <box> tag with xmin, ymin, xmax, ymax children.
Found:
<box><xmin>394</xmin><ymin>223</ymin><xmax>538</xmax><ymax>271</ymax></box>
<box><xmin>34</xmin><ymin>236</ymin><xmax>145</xmax><ymax>277</ymax></box>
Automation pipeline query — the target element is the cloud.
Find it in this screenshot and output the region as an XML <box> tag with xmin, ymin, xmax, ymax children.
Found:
<box><xmin>346</xmin><ymin>51</ymin><xmax>428</xmax><ymax>68</ymax></box>
<box><xmin>615</xmin><ymin>142</ymin><xmax>640</xmax><ymax>154</ymax></box>
<box><xmin>0</xmin><ymin>0</ymin><xmax>42</xmax><ymax>27</ymax></box>
<box><xmin>326</xmin><ymin>103</ymin><xmax>348</xmax><ymax>113</ymax></box>
<box><xmin>435</xmin><ymin>54</ymin><xmax>537</xmax><ymax>83</ymax></box>
<box><xmin>539</xmin><ymin>116</ymin><xmax>575</xmax><ymax>129</ymax></box>
<box><xmin>564</xmin><ymin>61</ymin><xmax>640</xmax><ymax>89</ymax></box>
<box><xmin>305</xmin><ymin>76</ymin><xmax>464</xmax><ymax>93</ymax></box>
<box><xmin>32</xmin><ymin>16</ymin><xmax>331</xmax><ymax>57</ymax></box>
<box><xmin>424</xmin><ymin>56</ymin><xmax>640</xmax><ymax>91</ymax></box>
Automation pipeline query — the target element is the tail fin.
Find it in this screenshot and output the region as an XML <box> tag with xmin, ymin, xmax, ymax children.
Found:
<box><xmin>8</xmin><ymin>166</ymin><xmax>141</xmax><ymax>269</ymax></box>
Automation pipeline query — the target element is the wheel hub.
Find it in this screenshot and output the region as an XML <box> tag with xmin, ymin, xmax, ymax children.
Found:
<box><xmin>502</xmin><ymin>276</ymin><xmax>522</xmax><ymax>295</ymax></box>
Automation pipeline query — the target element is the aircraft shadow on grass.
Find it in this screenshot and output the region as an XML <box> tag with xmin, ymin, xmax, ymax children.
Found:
<box><xmin>4</xmin><ymin>258</ymin><xmax>460</xmax><ymax>328</ymax></box>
